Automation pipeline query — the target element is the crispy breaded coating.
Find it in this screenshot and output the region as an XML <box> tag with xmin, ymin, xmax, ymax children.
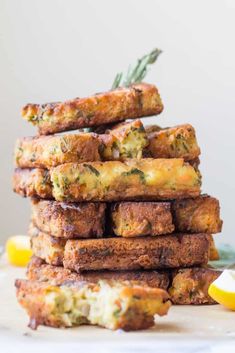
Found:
<box><xmin>14</xmin><ymin>121</ymin><xmax>149</xmax><ymax>168</ymax></box>
<box><xmin>22</xmin><ymin>83</ymin><xmax>163</xmax><ymax>135</ymax></box>
<box><xmin>99</xmin><ymin>120</ymin><xmax>148</xmax><ymax>160</ymax></box>
<box><xmin>144</xmin><ymin>125</ymin><xmax>162</xmax><ymax>134</ymax></box>
<box><xmin>111</xmin><ymin>202</ymin><xmax>174</xmax><ymax>237</ymax></box>
<box><xmin>172</xmin><ymin>195</ymin><xmax>223</xmax><ymax>234</ymax></box>
<box><xmin>147</xmin><ymin>124</ymin><xmax>200</xmax><ymax>161</ymax></box>
<box><xmin>31</xmin><ymin>199</ymin><xmax>106</xmax><ymax>238</ymax></box>
<box><xmin>111</xmin><ymin>196</ymin><xmax>221</xmax><ymax>237</ymax></box>
<box><xmin>30</xmin><ymin>196</ymin><xmax>221</xmax><ymax>239</ymax></box>
<box><xmin>15</xmin><ymin>279</ymin><xmax>171</xmax><ymax>330</ymax></box>
<box><xmin>63</xmin><ymin>234</ymin><xmax>210</xmax><ymax>272</ymax></box>
<box><xmin>27</xmin><ymin>256</ymin><xmax>170</xmax><ymax>289</ymax></box>
<box><xmin>51</xmin><ymin>158</ymin><xmax>201</xmax><ymax>202</ymax></box>
<box><xmin>29</xmin><ymin>224</ymin><xmax>66</xmax><ymax>266</ymax></box>
<box><xmin>13</xmin><ymin>168</ymin><xmax>52</xmax><ymax>198</ymax></box>
<box><xmin>29</xmin><ymin>222</ymin><xmax>216</xmax><ymax>265</ymax></box>
<box><xmin>14</xmin><ymin>133</ymin><xmax>100</xmax><ymax>169</ymax></box>
<box><xmin>169</xmin><ymin>267</ymin><xmax>221</xmax><ymax>304</ymax></box>
<box><xmin>29</xmin><ymin>225</ymin><xmax>210</xmax><ymax>271</ymax></box>
<box><xmin>188</xmin><ymin>157</ymin><xmax>200</xmax><ymax>170</ymax></box>
<box><xmin>208</xmin><ymin>235</ymin><xmax>220</xmax><ymax>261</ymax></box>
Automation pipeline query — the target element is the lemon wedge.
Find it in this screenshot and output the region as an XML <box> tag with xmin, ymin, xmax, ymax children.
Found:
<box><xmin>6</xmin><ymin>235</ymin><xmax>32</xmax><ymax>267</ymax></box>
<box><xmin>208</xmin><ymin>270</ymin><xmax>235</xmax><ymax>310</ymax></box>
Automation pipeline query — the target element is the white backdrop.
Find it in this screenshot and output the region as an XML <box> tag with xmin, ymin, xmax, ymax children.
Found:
<box><xmin>0</xmin><ymin>0</ymin><xmax>234</xmax><ymax>245</ymax></box>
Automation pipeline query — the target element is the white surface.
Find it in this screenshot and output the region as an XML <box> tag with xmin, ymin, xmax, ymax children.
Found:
<box><xmin>0</xmin><ymin>260</ymin><xmax>235</xmax><ymax>352</ymax></box>
<box><xmin>0</xmin><ymin>0</ymin><xmax>235</xmax><ymax>245</ymax></box>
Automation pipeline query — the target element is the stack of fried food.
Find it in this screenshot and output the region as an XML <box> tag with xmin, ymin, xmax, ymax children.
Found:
<box><xmin>13</xmin><ymin>83</ymin><xmax>222</xmax><ymax>331</ymax></box>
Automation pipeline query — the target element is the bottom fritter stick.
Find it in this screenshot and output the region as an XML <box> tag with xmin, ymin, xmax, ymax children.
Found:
<box><xmin>15</xmin><ymin>279</ymin><xmax>171</xmax><ymax>331</ymax></box>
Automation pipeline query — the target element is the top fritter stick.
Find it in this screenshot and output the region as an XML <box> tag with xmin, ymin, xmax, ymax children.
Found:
<box><xmin>21</xmin><ymin>83</ymin><xmax>163</xmax><ymax>135</ymax></box>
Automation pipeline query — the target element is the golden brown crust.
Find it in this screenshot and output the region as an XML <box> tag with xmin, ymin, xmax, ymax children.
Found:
<box><xmin>208</xmin><ymin>235</ymin><xmax>220</xmax><ymax>261</ymax></box>
<box><xmin>51</xmin><ymin>158</ymin><xmax>201</xmax><ymax>202</ymax></box>
<box><xmin>144</xmin><ymin>125</ymin><xmax>162</xmax><ymax>134</ymax></box>
<box><xmin>63</xmin><ymin>234</ymin><xmax>210</xmax><ymax>272</ymax></box>
<box><xmin>172</xmin><ymin>195</ymin><xmax>223</xmax><ymax>234</ymax></box>
<box><xmin>147</xmin><ymin>124</ymin><xmax>200</xmax><ymax>161</ymax></box>
<box><xmin>27</xmin><ymin>256</ymin><xmax>170</xmax><ymax>289</ymax></box>
<box><xmin>169</xmin><ymin>267</ymin><xmax>221</xmax><ymax>304</ymax></box>
<box><xmin>15</xmin><ymin>279</ymin><xmax>72</xmax><ymax>329</ymax></box>
<box><xmin>31</xmin><ymin>199</ymin><xmax>106</xmax><ymax>238</ymax></box>
<box><xmin>12</xmin><ymin>168</ymin><xmax>52</xmax><ymax>198</ymax></box>
<box><xmin>29</xmin><ymin>227</ymin><xmax>216</xmax><ymax>266</ymax></box>
<box><xmin>188</xmin><ymin>157</ymin><xmax>200</xmax><ymax>170</ymax></box>
<box><xmin>111</xmin><ymin>196</ymin><xmax>221</xmax><ymax>237</ymax></box>
<box><xmin>30</xmin><ymin>196</ymin><xmax>221</xmax><ymax>239</ymax></box>
<box><xmin>29</xmin><ymin>224</ymin><xmax>66</xmax><ymax>266</ymax></box>
<box><xmin>14</xmin><ymin>133</ymin><xmax>101</xmax><ymax>168</ymax></box>
<box><xmin>95</xmin><ymin>121</ymin><xmax>199</xmax><ymax>163</ymax></box>
<box><xmin>22</xmin><ymin>83</ymin><xmax>163</xmax><ymax>135</ymax></box>
<box><xmin>111</xmin><ymin>202</ymin><xmax>174</xmax><ymax>237</ymax></box>
<box><xmin>29</xmin><ymin>225</ymin><xmax>210</xmax><ymax>271</ymax></box>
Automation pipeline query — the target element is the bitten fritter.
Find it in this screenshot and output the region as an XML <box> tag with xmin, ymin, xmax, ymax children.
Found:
<box><xmin>31</xmin><ymin>199</ymin><xmax>106</xmax><ymax>238</ymax></box>
<box><xmin>172</xmin><ymin>195</ymin><xmax>223</xmax><ymax>234</ymax></box>
<box><xmin>15</xmin><ymin>279</ymin><xmax>171</xmax><ymax>331</ymax></box>
<box><xmin>27</xmin><ymin>256</ymin><xmax>170</xmax><ymax>289</ymax></box>
<box><xmin>14</xmin><ymin>133</ymin><xmax>101</xmax><ymax>169</ymax></box>
<box><xmin>169</xmin><ymin>267</ymin><xmax>221</xmax><ymax>304</ymax></box>
<box><xmin>111</xmin><ymin>202</ymin><xmax>174</xmax><ymax>237</ymax></box>
<box><xmin>14</xmin><ymin>121</ymin><xmax>149</xmax><ymax>168</ymax></box>
<box><xmin>21</xmin><ymin>83</ymin><xmax>163</xmax><ymax>135</ymax></box>
<box><xmin>147</xmin><ymin>124</ymin><xmax>200</xmax><ymax>161</ymax></box>
<box><xmin>51</xmin><ymin>158</ymin><xmax>201</xmax><ymax>202</ymax></box>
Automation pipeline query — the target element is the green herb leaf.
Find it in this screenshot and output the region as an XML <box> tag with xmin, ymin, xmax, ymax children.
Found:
<box><xmin>122</xmin><ymin>168</ymin><xmax>146</xmax><ymax>183</ymax></box>
<box><xmin>111</xmin><ymin>48</ymin><xmax>162</xmax><ymax>89</ymax></box>
<box><xmin>113</xmin><ymin>308</ymin><xmax>121</xmax><ymax>318</ymax></box>
<box><xmin>84</xmin><ymin>164</ymin><xmax>100</xmax><ymax>177</ymax></box>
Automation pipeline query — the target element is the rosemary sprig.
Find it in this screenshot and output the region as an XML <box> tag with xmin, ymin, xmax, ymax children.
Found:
<box><xmin>83</xmin><ymin>48</ymin><xmax>162</xmax><ymax>132</ymax></box>
<box><xmin>111</xmin><ymin>48</ymin><xmax>162</xmax><ymax>89</ymax></box>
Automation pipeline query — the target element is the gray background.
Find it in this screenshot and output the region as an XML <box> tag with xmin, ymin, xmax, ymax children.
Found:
<box><xmin>0</xmin><ymin>0</ymin><xmax>234</xmax><ymax>246</ymax></box>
